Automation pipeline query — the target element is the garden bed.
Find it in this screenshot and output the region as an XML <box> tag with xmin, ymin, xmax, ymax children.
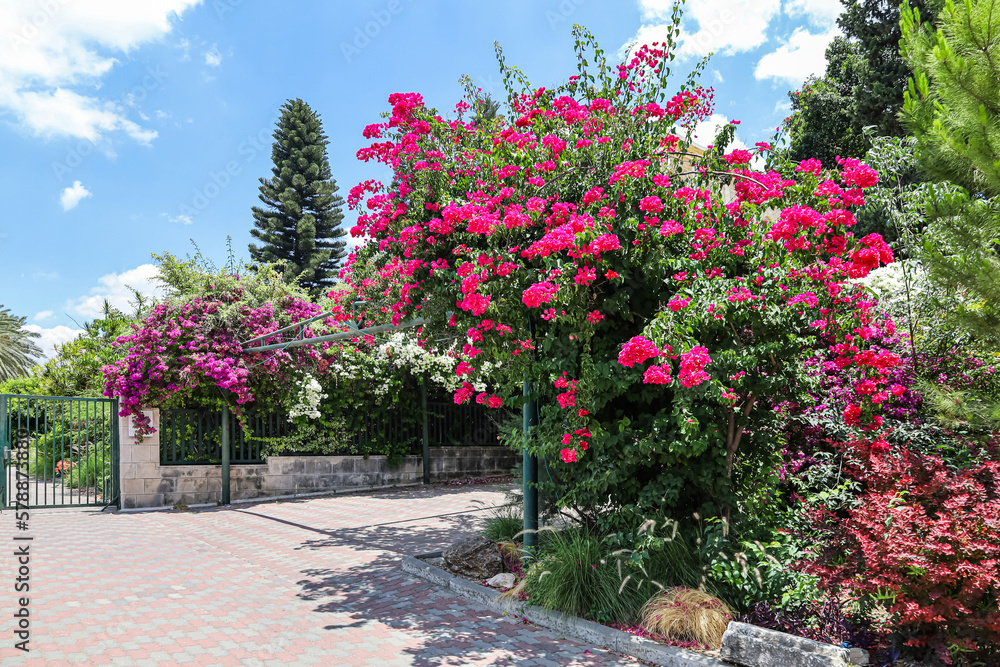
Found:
<box><xmin>402</xmin><ymin>551</ymin><xmax>733</xmax><ymax>667</ymax></box>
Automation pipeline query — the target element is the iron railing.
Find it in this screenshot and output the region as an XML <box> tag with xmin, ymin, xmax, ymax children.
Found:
<box><xmin>159</xmin><ymin>409</ymin><xmax>289</xmax><ymax>465</ymax></box>
<box><xmin>160</xmin><ymin>402</ymin><xmax>501</xmax><ymax>464</ymax></box>
<box><xmin>0</xmin><ymin>394</ymin><xmax>120</xmax><ymax>509</ymax></box>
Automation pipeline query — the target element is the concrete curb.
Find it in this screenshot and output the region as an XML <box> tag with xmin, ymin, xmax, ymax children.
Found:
<box><xmin>399</xmin><ymin>555</ymin><xmax>733</xmax><ymax>667</ymax></box>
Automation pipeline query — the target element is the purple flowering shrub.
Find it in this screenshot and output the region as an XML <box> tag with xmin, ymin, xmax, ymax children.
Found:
<box><xmin>102</xmin><ymin>256</ymin><xmax>330</xmax><ymax>436</ymax></box>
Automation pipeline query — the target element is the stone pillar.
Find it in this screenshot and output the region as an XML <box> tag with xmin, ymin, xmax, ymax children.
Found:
<box><xmin>118</xmin><ymin>408</ymin><xmax>162</xmax><ymax>509</ymax></box>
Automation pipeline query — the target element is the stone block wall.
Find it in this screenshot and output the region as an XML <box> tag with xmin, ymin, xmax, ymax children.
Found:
<box><xmin>119</xmin><ymin>408</ymin><xmax>517</xmax><ymax>510</ymax></box>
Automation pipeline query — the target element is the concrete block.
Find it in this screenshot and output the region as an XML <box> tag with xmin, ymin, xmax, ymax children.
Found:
<box><xmin>132</xmin><ymin>462</ymin><xmax>160</xmax><ymax>479</ymax></box>
<box><xmin>136</xmin><ymin>493</ymin><xmax>164</xmax><ymax>508</ymax></box>
<box><xmin>617</xmin><ymin>635</ymin><xmax>731</xmax><ymax>665</ymax></box>
<box><xmin>522</xmin><ymin>606</ymin><xmax>620</xmax><ymax>649</ymax></box>
<box><xmin>122</xmin><ymin>478</ymin><xmax>144</xmax><ymax>495</ymax></box>
<box><xmin>720</xmin><ymin>622</ymin><xmax>867</xmax><ymax>667</ymax></box>
<box><xmin>145</xmin><ymin>478</ymin><xmax>175</xmax><ymax>495</ymax></box>
<box><xmin>400</xmin><ymin>555</ymin><xmax>456</xmax><ymax>588</ymax></box>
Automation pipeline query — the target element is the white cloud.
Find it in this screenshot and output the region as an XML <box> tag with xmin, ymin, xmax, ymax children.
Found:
<box><xmin>755</xmin><ymin>27</ymin><xmax>839</xmax><ymax>84</ymax></box>
<box><xmin>165</xmin><ymin>212</ymin><xmax>193</xmax><ymax>225</ymax></box>
<box><xmin>691</xmin><ymin>113</ymin><xmax>747</xmax><ymax>151</ymax></box>
<box><xmin>0</xmin><ymin>1</ymin><xmax>200</xmax><ymax>144</ymax></box>
<box><xmin>60</xmin><ymin>180</ymin><xmax>92</xmax><ymax>211</ymax></box>
<box><xmin>637</xmin><ymin>0</ymin><xmax>674</xmax><ymax>20</ymax></box>
<box><xmin>23</xmin><ymin>324</ymin><xmax>84</xmax><ymax>362</ymax></box>
<box><xmin>33</xmin><ymin>310</ymin><xmax>54</xmax><ymax>322</ymax></box>
<box><xmin>712</xmin><ymin>69</ymin><xmax>724</xmax><ymax>83</ymax></box>
<box><xmin>626</xmin><ymin>0</ymin><xmax>781</xmax><ymax>59</ymax></box>
<box><xmin>784</xmin><ymin>0</ymin><xmax>844</xmax><ymax>26</ymax></box>
<box><xmin>66</xmin><ymin>263</ymin><xmax>164</xmax><ymax>318</ymax></box>
<box><xmin>204</xmin><ymin>44</ymin><xmax>222</xmax><ymax>66</ymax></box>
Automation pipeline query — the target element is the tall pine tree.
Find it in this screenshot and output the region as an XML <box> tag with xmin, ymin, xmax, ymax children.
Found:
<box><xmin>249</xmin><ymin>99</ymin><xmax>347</xmax><ymax>294</ymax></box>
<box><xmin>902</xmin><ymin>0</ymin><xmax>1000</xmax><ymax>341</ymax></box>
<box><xmin>786</xmin><ymin>0</ymin><xmax>935</xmax><ymax>163</ymax></box>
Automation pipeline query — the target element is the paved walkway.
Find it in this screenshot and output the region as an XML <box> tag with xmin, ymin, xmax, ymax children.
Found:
<box><xmin>0</xmin><ymin>484</ymin><xmax>640</xmax><ymax>666</ymax></box>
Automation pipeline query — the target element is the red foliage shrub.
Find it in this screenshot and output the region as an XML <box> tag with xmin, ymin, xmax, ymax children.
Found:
<box><xmin>807</xmin><ymin>441</ymin><xmax>1000</xmax><ymax>663</ymax></box>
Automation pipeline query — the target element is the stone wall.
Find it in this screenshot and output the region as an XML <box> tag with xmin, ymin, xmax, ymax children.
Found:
<box><xmin>119</xmin><ymin>408</ymin><xmax>517</xmax><ymax>510</ymax></box>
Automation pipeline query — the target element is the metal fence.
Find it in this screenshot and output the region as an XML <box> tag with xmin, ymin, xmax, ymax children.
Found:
<box><xmin>0</xmin><ymin>394</ymin><xmax>120</xmax><ymax>509</ymax></box>
<box><xmin>160</xmin><ymin>409</ymin><xmax>289</xmax><ymax>465</ymax></box>
<box><xmin>160</xmin><ymin>402</ymin><xmax>501</xmax><ymax>465</ymax></box>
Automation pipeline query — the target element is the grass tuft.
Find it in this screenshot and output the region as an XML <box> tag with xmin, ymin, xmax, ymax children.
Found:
<box><xmin>640</xmin><ymin>587</ymin><xmax>734</xmax><ymax>649</ymax></box>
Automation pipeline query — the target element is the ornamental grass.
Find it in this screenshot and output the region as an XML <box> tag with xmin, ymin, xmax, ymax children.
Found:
<box><xmin>639</xmin><ymin>588</ymin><xmax>734</xmax><ymax>649</ymax></box>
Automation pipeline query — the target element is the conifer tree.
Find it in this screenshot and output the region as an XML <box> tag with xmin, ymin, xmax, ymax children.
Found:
<box><xmin>902</xmin><ymin>0</ymin><xmax>1000</xmax><ymax>340</ymax></box>
<box><xmin>249</xmin><ymin>99</ymin><xmax>347</xmax><ymax>294</ymax></box>
<box><xmin>786</xmin><ymin>0</ymin><xmax>934</xmax><ymax>163</ymax></box>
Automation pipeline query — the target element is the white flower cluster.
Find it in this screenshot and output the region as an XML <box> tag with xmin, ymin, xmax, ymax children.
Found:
<box><xmin>375</xmin><ymin>332</ymin><xmax>462</xmax><ymax>391</ymax></box>
<box><xmin>288</xmin><ymin>375</ymin><xmax>327</xmax><ymax>421</ymax></box>
<box><xmin>858</xmin><ymin>260</ymin><xmax>929</xmax><ymax>303</ymax></box>
<box><xmin>321</xmin><ymin>332</ymin><xmax>463</xmax><ymax>400</ymax></box>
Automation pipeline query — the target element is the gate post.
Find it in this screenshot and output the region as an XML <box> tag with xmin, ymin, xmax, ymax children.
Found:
<box><xmin>0</xmin><ymin>395</ymin><xmax>7</xmax><ymax>508</ymax></box>
<box><xmin>221</xmin><ymin>404</ymin><xmax>231</xmax><ymax>505</ymax></box>
<box><xmin>421</xmin><ymin>381</ymin><xmax>430</xmax><ymax>484</ymax></box>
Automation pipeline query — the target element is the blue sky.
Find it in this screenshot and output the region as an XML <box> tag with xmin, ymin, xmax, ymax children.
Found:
<box><xmin>0</xmin><ymin>0</ymin><xmax>844</xmax><ymax>359</ymax></box>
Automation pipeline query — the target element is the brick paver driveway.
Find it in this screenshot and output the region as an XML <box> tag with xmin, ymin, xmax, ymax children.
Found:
<box><xmin>1</xmin><ymin>484</ymin><xmax>637</xmax><ymax>666</ymax></box>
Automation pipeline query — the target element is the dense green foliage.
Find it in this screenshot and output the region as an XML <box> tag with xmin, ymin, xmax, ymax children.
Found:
<box><xmin>0</xmin><ymin>305</ymin><xmax>41</xmax><ymax>381</ymax></box>
<box><xmin>786</xmin><ymin>0</ymin><xmax>934</xmax><ymax>164</ymax></box>
<box><xmin>249</xmin><ymin>98</ymin><xmax>348</xmax><ymax>295</ymax></box>
<box><xmin>902</xmin><ymin>0</ymin><xmax>1000</xmax><ymax>342</ymax></box>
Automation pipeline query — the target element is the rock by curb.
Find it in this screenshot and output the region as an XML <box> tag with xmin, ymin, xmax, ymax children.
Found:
<box><xmin>720</xmin><ymin>622</ymin><xmax>869</xmax><ymax>667</ymax></box>
<box><xmin>401</xmin><ymin>554</ymin><xmax>733</xmax><ymax>667</ymax></box>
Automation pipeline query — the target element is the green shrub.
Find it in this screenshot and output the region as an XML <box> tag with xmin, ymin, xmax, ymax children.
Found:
<box><xmin>523</xmin><ymin>524</ymin><xmax>717</xmax><ymax>625</ymax></box>
<box><xmin>480</xmin><ymin>502</ymin><xmax>523</xmax><ymax>543</ymax></box>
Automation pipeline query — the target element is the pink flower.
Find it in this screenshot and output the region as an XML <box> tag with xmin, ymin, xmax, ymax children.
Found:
<box><xmin>586</xmin><ymin>310</ymin><xmax>604</xmax><ymax>323</ymax></box>
<box><xmin>454</xmin><ymin>382</ymin><xmax>474</xmax><ymax>404</ymax></box>
<box><xmin>560</xmin><ymin>448</ymin><xmax>579</xmax><ymax>463</ymax></box>
<box><xmin>455</xmin><ymin>361</ymin><xmax>473</xmax><ymax>376</ymax></box>
<box><xmin>487</xmin><ymin>395</ymin><xmax>503</xmax><ymax>408</ymax></box>
<box><xmin>575</xmin><ymin>266</ymin><xmax>597</xmax><ymax>286</ymax></box>
<box><xmin>796</xmin><ymin>158</ymin><xmax>823</xmax><ymax>175</ymax></box>
<box><xmin>787</xmin><ymin>292</ymin><xmax>818</xmax><ymax>308</ymax></box>
<box><xmin>844</xmin><ymin>403</ymin><xmax>861</xmax><ymax>426</ymax></box>
<box><xmin>643</xmin><ymin>365</ymin><xmax>672</xmax><ymax>385</ymax></box>
<box><xmin>667</xmin><ymin>297</ymin><xmax>690</xmax><ymax>311</ymax></box>
<box><xmin>457</xmin><ymin>293</ymin><xmax>491</xmax><ymax>316</ymax></box>
<box><xmin>723</xmin><ymin>149</ymin><xmax>752</xmax><ymax>165</ymax></box>
<box><xmin>618</xmin><ymin>336</ymin><xmax>660</xmax><ymax>367</ymax></box>
<box><xmin>589</xmin><ymin>233</ymin><xmax>622</xmax><ymax>255</ymax></box>
<box><xmin>639</xmin><ymin>195</ymin><xmax>663</xmax><ymax>214</ymax></box>
<box><xmin>839</xmin><ymin>157</ymin><xmax>879</xmax><ymax>188</ymax></box>
<box><xmin>659</xmin><ymin>219</ymin><xmax>683</xmax><ymax>236</ymax></box>
<box><xmin>522</xmin><ymin>281</ymin><xmax>558</xmax><ymax>308</ymax></box>
<box><xmin>678</xmin><ymin>346</ymin><xmax>711</xmax><ymax>387</ymax></box>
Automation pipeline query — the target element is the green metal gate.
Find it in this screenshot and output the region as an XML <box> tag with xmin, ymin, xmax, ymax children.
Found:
<box><xmin>0</xmin><ymin>395</ymin><xmax>120</xmax><ymax>510</ymax></box>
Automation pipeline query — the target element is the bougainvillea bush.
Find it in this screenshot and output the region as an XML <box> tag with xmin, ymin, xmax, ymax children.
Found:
<box><xmin>346</xmin><ymin>23</ymin><xmax>896</xmax><ymax>525</ymax></box>
<box><xmin>102</xmin><ymin>254</ymin><xmax>328</xmax><ymax>436</ymax></box>
<box><xmin>102</xmin><ymin>253</ymin><xmax>469</xmax><ymax>455</ymax></box>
